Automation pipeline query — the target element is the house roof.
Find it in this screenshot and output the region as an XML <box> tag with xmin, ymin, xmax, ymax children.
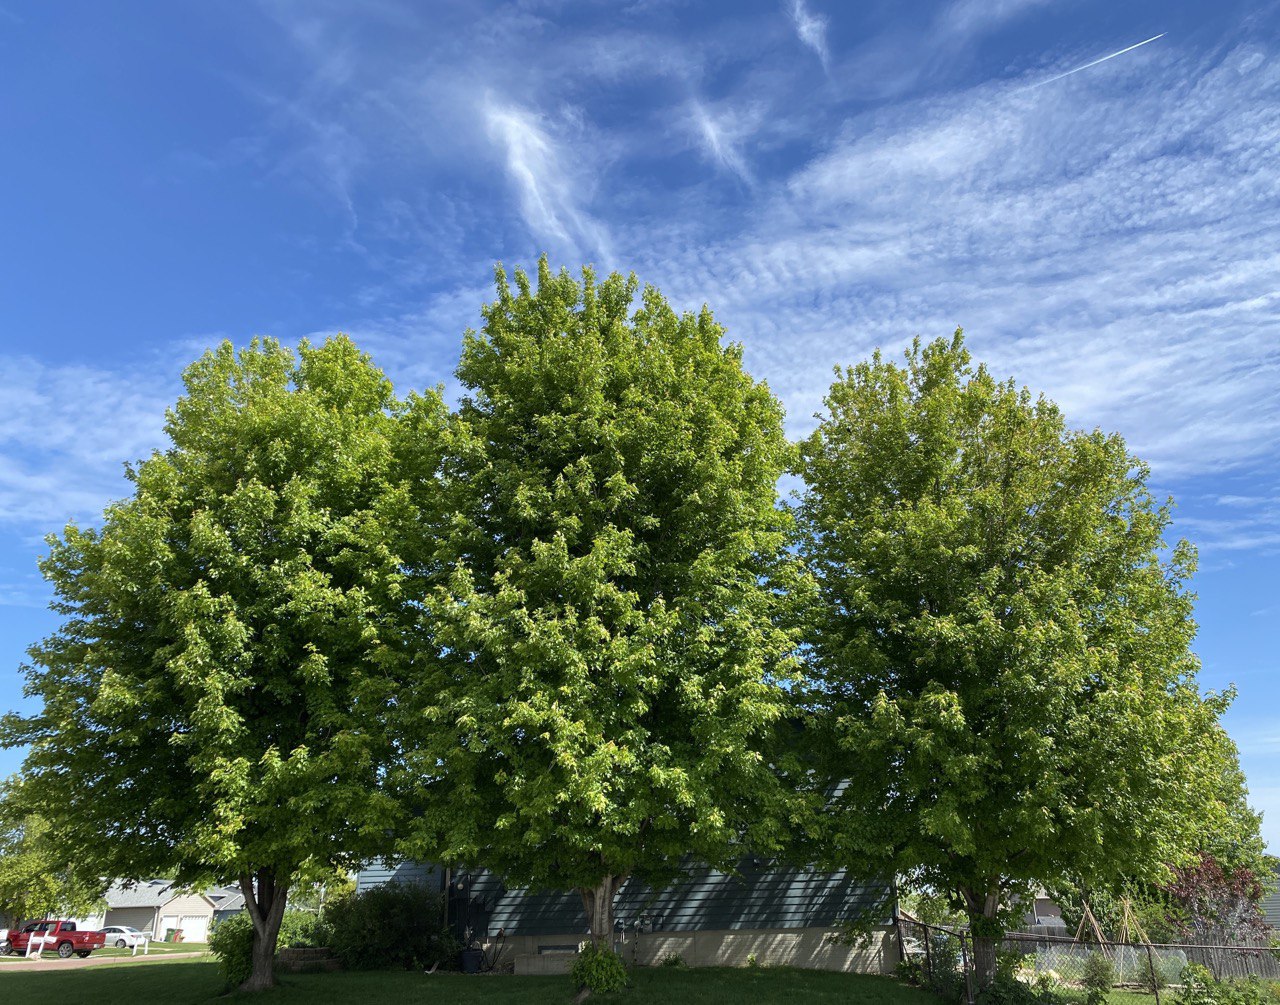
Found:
<box><xmin>208</xmin><ymin>885</ymin><xmax>245</xmax><ymax>913</ymax></box>
<box><xmin>105</xmin><ymin>880</ymin><xmax>177</xmax><ymax>909</ymax></box>
<box><xmin>105</xmin><ymin>879</ymin><xmax>219</xmax><ymax>911</ymax></box>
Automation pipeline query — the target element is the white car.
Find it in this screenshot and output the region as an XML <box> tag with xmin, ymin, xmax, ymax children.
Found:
<box><xmin>99</xmin><ymin>925</ymin><xmax>149</xmax><ymax>949</ymax></box>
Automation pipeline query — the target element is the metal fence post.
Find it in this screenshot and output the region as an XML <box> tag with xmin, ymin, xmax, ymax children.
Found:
<box><xmin>1145</xmin><ymin>942</ymin><xmax>1161</xmax><ymax>1005</ymax></box>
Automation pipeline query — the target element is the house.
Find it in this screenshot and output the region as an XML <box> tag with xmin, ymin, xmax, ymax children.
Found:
<box><xmin>96</xmin><ymin>880</ymin><xmax>219</xmax><ymax>942</ymax></box>
<box><xmin>1263</xmin><ymin>866</ymin><xmax>1280</xmax><ymax>933</ymax></box>
<box><xmin>208</xmin><ymin>885</ymin><xmax>247</xmax><ymax>927</ymax></box>
<box><xmin>357</xmin><ymin>860</ymin><xmax>895</xmax><ymax>976</ymax></box>
<box><xmin>1019</xmin><ymin>887</ymin><xmax>1067</xmax><ymax>934</ymax></box>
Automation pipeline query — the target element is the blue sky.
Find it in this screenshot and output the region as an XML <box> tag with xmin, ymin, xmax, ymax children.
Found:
<box><xmin>1</xmin><ymin>0</ymin><xmax>1277</xmax><ymax>846</ymax></box>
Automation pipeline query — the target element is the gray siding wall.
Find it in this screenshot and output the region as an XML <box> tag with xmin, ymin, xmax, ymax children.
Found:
<box><xmin>1264</xmin><ymin>892</ymin><xmax>1280</xmax><ymax>931</ymax></box>
<box><xmin>359</xmin><ymin>859</ymin><xmax>887</xmax><ymax>939</ymax></box>
<box><xmin>355</xmin><ymin>861</ymin><xmax>445</xmax><ymax>894</ymax></box>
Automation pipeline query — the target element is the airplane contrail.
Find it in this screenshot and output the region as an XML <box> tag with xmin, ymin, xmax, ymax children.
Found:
<box><xmin>1026</xmin><ymin>33</ymin><xmax>1166</xmax><ymax>89</ymax></box>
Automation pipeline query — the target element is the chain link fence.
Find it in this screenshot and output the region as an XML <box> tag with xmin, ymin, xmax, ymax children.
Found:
<box><xmin>895</xmin><ymin>916</ymin><xmax>1280</xmax><ymax>1004</ymax></box>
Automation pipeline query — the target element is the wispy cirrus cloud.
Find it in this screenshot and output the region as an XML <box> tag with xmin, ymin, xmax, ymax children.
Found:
<box><xmin>8</xmin><ymin>2</ymin><xmax>1279</xmax><ymax>582</ymax></box>
<box><xmin>483</xmin><ymin>99</ymin><xmax>612</xmax><ymax>264</ymax></box>
<box><xmin>0</xmin><ymin>355</ymin><xmax>174</xmax><ymax>542</ymax></box>
<box><xmin>686</xmin><ymin>99</ymin><xmax>757</xmax><ymax>186</ymax></box>
<box><xmin>787</xmin><ymin>0</ymin><xmax>830</xmax><ymax>69</ymax></box>
<box><xmin>935</xmin><ymin>0</ymin><xmax>1055</xmax><ymax>40</ymax></box>
<box><xmin>623</xmin><ymin>39</ymin><xmax>1280</xmax><ymax>487</ymax></box>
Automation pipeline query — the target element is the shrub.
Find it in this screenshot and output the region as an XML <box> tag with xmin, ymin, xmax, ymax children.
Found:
<box><xmin>979</xmin><ymin>956</ymin><xmax>1067</xmax><ymax>1005</ymax></box>
<box><xmin>1082</xmin><ymin>952</ymin><xmax>1115</xmax><ymax>1005</ymax></box>
<box><xmin>976</xmin><ymin>973</ymin><xmax>1067</xmax><ymax>1005</ymax></box>
<box><xmin>570</xmin><ymin>943</ymin><xmax>628</xmax><ymax>994</ymax></box>
<box><xmin>279</xmin><ymin>909</ymin><xmax>329</xmax><ymax>949</ymax></box>
<box><xmin>659</xmin><ymin>952</ymin><xmax>688</xmax><ymax>968</ymax></box>
<box><xmin>1143</xmin><ymin>956</ymin><xmax>1170</xmax><ymax>994</ymax></box>
<box><xmin>1176</xmin><ymin>964</ymin><xmax>1269</xmax><ymax>1005</ymax></box>
<box><xmin>324</xmin><ymin>881</ymin><xmax>457</xmax><ymax>971</ymax></box>
<box><xmin>208</xmin><ymin>912</ymin><xmax>254</xmax><ymax>989</ymax></box>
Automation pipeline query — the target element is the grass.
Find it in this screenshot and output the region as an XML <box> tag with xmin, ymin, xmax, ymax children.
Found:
<box><xmin>0</xmin><ymin>960</ymin><xmax>944</xmax><ymax>1003</ymax></box>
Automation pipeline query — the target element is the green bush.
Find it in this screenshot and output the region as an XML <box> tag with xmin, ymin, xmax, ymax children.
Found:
<box><xmin>208</xmin><ymin>912</ymin><xmax>254</xmax><ymax>989</ymax></box>
<box><xmin>659</xmin><ymin>951</ymin><xmax>688</xmax><ymax>968</ymax></box>
<box><xmin>278</xmin><ymin>909</ymin><xmax>329</xmax><ymax>948</ymax></box>
<box><xmin>207</xmin><ymin>909</ymin><xmax>332</xmax><ymax>989</ymax></box>
<box><xmin>1176</xmin><ymin>964</ymin><xmax>1270</xmax><ymax>1005</ymax></box>
<box><xmin>324</xmin><ymin>881</ymin><xmax>457</xmax><ymax>971</ymax></box>
<box><xmin>1082</xmin><ymin>952</ymin><xmax>1115</xmax><ymax>1005</ymax></box>
<box><xmin>977</xmin><ymin>972</ymin><xmax>1067</xmax><ymax>1005</ymax></box>
<box><xmin>1144</xmin><ymin>957</ymin><xmax>1170</xmax><ymax>994</ymax></box>
<box><xmin>570</xmin><ymin>943</ymin><xmax>628</xmax><ymax>994</ymax></box>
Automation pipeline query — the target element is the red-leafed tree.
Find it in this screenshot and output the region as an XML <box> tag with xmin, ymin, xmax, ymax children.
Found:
<box><xmin>1164</xmin><ymin>853</ymin><xmax>1271</xmax><ymax>944</ymax></box>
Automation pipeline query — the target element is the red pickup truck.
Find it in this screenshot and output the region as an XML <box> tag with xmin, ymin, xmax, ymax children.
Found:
<box><xmin>0</xmin><ymin>920</ymin><xmax>107</xmax><ymax>958</ymax></box>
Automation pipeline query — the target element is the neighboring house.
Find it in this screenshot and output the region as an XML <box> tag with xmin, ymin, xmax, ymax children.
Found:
<box><xmin>100</xmin><ymin>880</ymin><xmax>218</xmax><ymax>942</ymax></box>
<box><xmin>358</xmin><ymin>860</ymin><xmax>894</xmax><ymax>975</ymax></box>
<box><xmin>208</xmin><ymin>885</ymin><xmax>246</xmax><ymax>927</ymax></box>
<box><xmin>1263</xmin><ymin>866</ymin><xmax>1280</xmax><ymax>933</ymax></box>
<box><xmin>1018</xmin><ymin>887</ymin><xmax>1067</xmax><ymax>934</ymax></box>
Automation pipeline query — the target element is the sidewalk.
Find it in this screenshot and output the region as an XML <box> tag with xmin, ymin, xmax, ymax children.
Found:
<box><xmin>0</xmin><ymin>950</ymin><xmax>207</xmax><ymax>973</ymax></box>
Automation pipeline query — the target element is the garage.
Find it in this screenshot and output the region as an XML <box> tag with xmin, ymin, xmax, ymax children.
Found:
<box><xmin>101</xmin><ymin>880</ymin><xmax>219</xmax><ymax>943</ymax></box>
<box><xmin>179</xmin><ymin>915</ymin><xmax>209</xmax><ymax>942</ymax></box>
<box><xmin>104</xmin><ymin>907</ymin><xmax>157</xmax><ymax>934</ymax></box>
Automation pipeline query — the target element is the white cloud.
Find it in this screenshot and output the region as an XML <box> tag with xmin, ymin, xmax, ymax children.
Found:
<box><xmin>936</xmin><ymin>0</ymin><xmax>1055</xmax><ymax>40</ymax></box>
<box><xmin>619</xmin><ymin>41</ymin><xmax>1280</xmax><ymax>489</ymax></box>
<box><xmin>686</xmin><ymin>100</ymin><xmax>756</xmax><ymax>186</ymax></box>
<box><xmin>0</xmin><ymin>356</ymin><xmax>174</xmax><ymax>530</ymax></box>
<box><xmin>483</xmin><ymin>99</ymin><xmax>611</xmax><ymax>263</ymax></box>
<box><xmin>1173</xmin><ymin>494</ymin><xmax>1280</xmax><ymax>554</ymax></box>
<box><xmin>787</xmin><ymin>0</ymin><xmax>829</xmax><ymax>69</ymax></box>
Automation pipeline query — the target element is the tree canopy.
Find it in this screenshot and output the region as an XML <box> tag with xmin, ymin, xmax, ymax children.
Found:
<box><xmin>0</xmin><ymin>336</ymin><xmax>438</xmax><ymax>989</ymax></box>
<box><xmin>0</xmin><ymin>275</ymin><xmax>1261</xmax><ymax>995</ymax></box>
<box><xmin>396</xmin><ymin>260</ymin><xmax>802</xmax><ymax>950</ymax></box>
<box><xmin>0</xmin><ymin>777</ymin><xmax>105</xmax><ymax>926</ymax></box>
<box><xmin>796</xmin><ymin>333</ymin><xmax>1243</xmax><ymax>985</ymax></box>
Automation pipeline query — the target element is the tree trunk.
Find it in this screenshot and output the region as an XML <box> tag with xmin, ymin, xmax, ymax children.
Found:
<box><xmin>577</xmin><ymin>874</ymin><xmax>627</xmax><ymax>954</ymax></box>
<box><xmin>239</xmin><ymin>867</ymin><xmax>291</xmax><ymax>992</ymax></box>
<box><xmin>960</xmin><ymin>884</ymin><xmax>1001</xmax><ymax>992</ymax></box>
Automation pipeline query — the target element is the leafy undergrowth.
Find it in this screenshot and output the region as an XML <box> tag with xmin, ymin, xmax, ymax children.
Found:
<box><xmin>0</xmin><ymin>961</ymin><xmax>944</xmax><ymax>1003</ymax></box>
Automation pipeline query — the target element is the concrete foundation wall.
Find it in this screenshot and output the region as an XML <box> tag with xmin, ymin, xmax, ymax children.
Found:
<box><xmin>508</xmin><ymin>926</ymin><xmax>898</xmax><ymax>976</ymax></box>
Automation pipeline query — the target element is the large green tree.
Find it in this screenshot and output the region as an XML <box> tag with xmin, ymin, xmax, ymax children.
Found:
<box><xmin>0</xmin><ymin>778</ymin><xmax>105</xmax><ymax>928</ymax></box>
<box><xmin>398</xmin><ymin>260</ymin><xmax>800</xmax><ymax>955</ymax></box>
<box><xmin>1</xmin><ymin>336</ymin><xmax>438</xmax><ymax>990</ymax></box>
<box><xmin>796</xmin><ymin>333</ymin><xmax>1240</xmax><ymax>987</ymax></box>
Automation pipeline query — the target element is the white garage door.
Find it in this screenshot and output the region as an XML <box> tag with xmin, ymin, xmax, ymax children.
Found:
<box><xmin>179</xmin><ymin>916</ymin><xmax>209</xmax><ymax>942</ymax></box>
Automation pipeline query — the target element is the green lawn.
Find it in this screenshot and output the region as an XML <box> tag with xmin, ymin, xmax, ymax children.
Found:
<box><xmin>0</xmin><ymin>961</ymin><xmax>943</xmax><ymax>1003</ymax></box>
